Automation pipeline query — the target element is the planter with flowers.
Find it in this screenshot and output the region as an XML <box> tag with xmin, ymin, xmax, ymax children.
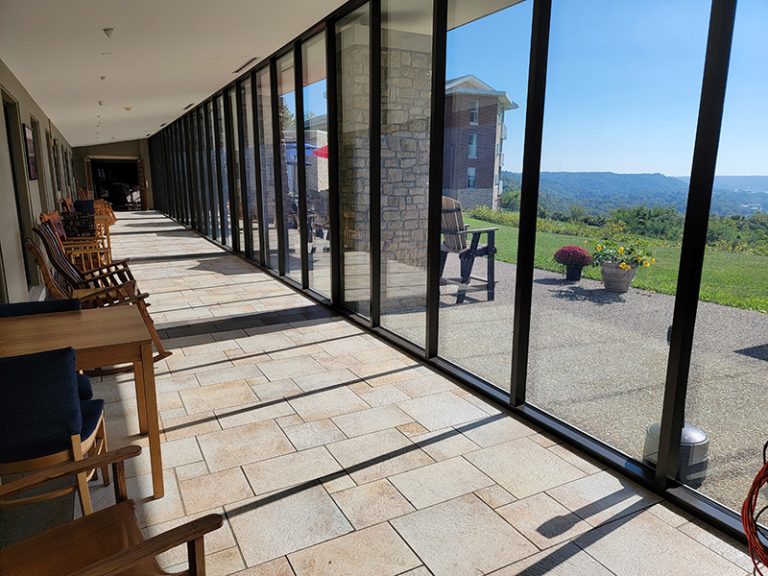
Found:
<box><xmin>554</xmin><ymin>245</ymin><xmax>593</xmax><ymax>281</ymax></box>
<box><xmin>592</xmin><ymin>240</ymin><xmax>655</xmax><ymax>293</ymax></box>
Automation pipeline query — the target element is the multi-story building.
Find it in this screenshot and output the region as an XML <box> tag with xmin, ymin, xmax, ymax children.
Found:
<box><xmin>442</xmin><ymin>75</ymin><xmax>516</xmax><ymax>210</ymax></box>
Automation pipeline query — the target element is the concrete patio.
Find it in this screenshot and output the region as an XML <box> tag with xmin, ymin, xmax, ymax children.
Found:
<box><xmin>85</xmin><ymin>211</ymin><xmax>753</xmax><ymax>575</ymax></box>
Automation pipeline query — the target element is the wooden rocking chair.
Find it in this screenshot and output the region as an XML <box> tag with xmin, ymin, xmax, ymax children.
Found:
<box><xmin>0</xmin><ymin>445</ymin><xmax>223</xmax><ymax>576</ymax></box>
<box><xmin>40</xmin><ymin>210</ymin><xmax>111</xmax><ymax>270</ymax></box>
<box><xmin>30</xmin><ymin>223</ymin><xmax>171</xmax><ymax>364</ymax></box>
<box><xmin>440</xmin><ymin>197</ymin><xmax>497</xmax><ymax>304</ymax></box>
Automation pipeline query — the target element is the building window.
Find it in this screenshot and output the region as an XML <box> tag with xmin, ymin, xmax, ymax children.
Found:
<box><xmin>469</xmin><ymin>100</ymin><xmax>479</xmax><ymax>125</ymax></box>
<box><xmin>467</xmin><ymin>167</ymin><xmax>477</xmax><ymax>189</ymax></box>
<box><xmin>468</xmin><ymin>133</ymin><xmax>478</xmax><ymax>159</ymax></box>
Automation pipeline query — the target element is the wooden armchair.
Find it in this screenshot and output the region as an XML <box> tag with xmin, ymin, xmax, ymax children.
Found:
<box><xmin>440</xmin><ymin>196</ymin><xmax>498</xmax><ymax>304</ymax></box>
<box><xmin>0</xmin><ymin>445</ymin><xmax>224</xmax><ymax>576</ymax></box>
<box><xmin>30</xmin><ymin>224</ymin><xmax>170</xmax><ymax>363</ymax></box>
<box><xmin>40</xmin><ymin>210</ymin><xmax>111</xmax><ymax>269</ymax></box>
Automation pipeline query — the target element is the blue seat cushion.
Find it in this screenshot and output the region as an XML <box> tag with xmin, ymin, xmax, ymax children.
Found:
<box><xmin>0</xmin><ymin>299</ymin><xmax>81</xmax><ymax>318</ymax></box>
<box><xmin>80</xmin><ymin>400</ymin><xmax>105</xmax><ymax>441</ymax></box>
<box><xmin>77</xmin><ymin>373</ymin><xmax>93</xmax><ymax>401</ymax></box>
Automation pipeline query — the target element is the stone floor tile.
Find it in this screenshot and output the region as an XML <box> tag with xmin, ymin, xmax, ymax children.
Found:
<box><xmin>175</xmin><ymin>461</ymin><xmax>210</xmax><ymax>481</ymax></box>
<box><xmin>465</xmin><ymin>437</ymin><xmax>584</xmax><ymax>499</ymax></box>
<box><xmin>249</xmin><ymin>378</ymin><xmax>302</xmax><ymax>401</ymax></box>
<box><xmin>489</xmin><ymin>542</ymin><xmax>614</xmax><ymax>575</ymax></box>
<box><xmin>327</xmin><ymin>428</ymin><xmax>434</xmax><ymax>485</ymax></box>
<box><xmin>646</xmin><ymin>501</ymin><xmax>693</xmax><ymax>528</ymax></box>
<box><xmin>232</xmin><ymin>557</ymin><xmax>295</xmax><ymax>575</ymax></box>
<box><xmin>322</xmin><ymin>474</ymin><xmax>356</xmax><ymax>493</ymax></box>
<box><xmin>397</xmin><ymin>392</ymin><xmax>486</xmax><ymax>431</ymax></box>
<box><xmin>457</xmin><ymin>415</ymin><xmax>536</xmax><ymax>447</ymax></box>
<box><xmin>182</xmin><ymin>340</ymin><xmax>243</xmax><ymax>357</ymax></box>
<box><xmin>128</xmin><ymin>469</ymin><xmax>186</xmax><ymax>528</ymax></box>
<box><xmin>317</xmin><ymin>334</ymin><xmax>382</xmax><ymax>356</ymax></box>
<box><xmin>205</xmin><ymin>546</ymin><xmax>247</xmax><ymax>576</ymax></box>
<box><xmin>258</xmin><ymin>355</ymin><xmax>326</xmax><ymax>381</ymax></box>
<box><xmin>282</xmin><ymin>419</ymin><xmax>347</xmax><ymax>450</ymax></box>
<box><xmin>179</xmin><ymin>468</ymin><xmax>254</xmax><ymax>514</ymax></box>
<box><xmin>195</xmin><ymin>365</ymin><xmax>266</xmax><ymax>387</ymax></box>
<box><xmin>235</xmin><ymin>332</ymin><xmax>296</xmax><ymax>354</ymax></box>
<box><xmin>215</xmin><ymin>400</ymin><xmax>297</xmax><ymax>429</ymax></box>
<box><xmin>578</xmin><ymin>510</ymin><xmax>746</xmax><ymax>576</ymax></box>
<box><xmin>678</xmin><ymin>520</ymin><xmax>752</xmax><ymax>572</ymax></box>
<box><xmin>389</xmin><ymin>457</ymin><xmax>494</xmax><ymax>509</ymax></box>
<box><xmin>226</xmin><ymin>485</ymin><xmax>352</xmax><ymax>566</ymax></box>
<box><xmin>180</xmin><ymin>380</ymin><xmax>258</xmax><ymax>414</ymax></box>
<box><xmin>474</xmin><ymin>485</ymin><xmax>516</xmax><ymax>509</ymax></box>
<box><xmin>274</xmin><ymin>414</ymin><xmax>303</xmax><ymax>428</ymax></box>
<box><xmin>331</xmin><ymin>479</ymin><xmax>415</xmax><ymax>529</ymax></box>
<box><xmin>288</xmin><ymin>387</ymin><xmax>370</xmax><ymax>422</ymax></box>
<box><xmin>352</xmin><ymin>382</ymin><xmax>411</xmax><ymax>407</ymax></box>
<box><xmin>166</xmin><ymin>351</ymin><xmax>233</xmax><ymax>375</ymax></box>
<box><xmin>162</xmin><ymin>411</ymin><xmax>222</xmax><ymax>442</ymax></box>
<box><xmin>397</xmin><ymin>422</ymin><xmax>429</xmax><ymax>437</ymax></box>
<box><xmin>547</xmin><ymin>444</ymin><xmax>605</xmax><ymax>475</ymax></box>
<box><xmin>391</xmin><ymin>494</ymin><xmax>537</xmax><ymax>576</ymax></box>
<box><xmin>394</xmin><ymin>375</ymin><xmax>455</xmax><ymax>398</ymax></box>
<box><xmin>546</xmin><ymin>470</ymin><xmax>660</xmax><ymax>527</ymax></box>
<box><xmin>411</xmin><ymin>428</ymin><xmax>481</xmax><ymax>461</ymax></box>
<box><xmin>498</xmin><ymin>492</ymin><xmax>591</xmax><ymax>549</ymax></box>
<box><xmin>242</xmin><ymin>447</ymin><xmax>342</xmax><ymax>496</ymax></box>
<box><xmin>197</xmin><ymin>420</ymin><xmax>295</xmax><ymax>471</ymax></box>
<box><xmin>291</xmin><ymin>368</ymin><xmax>359</xmax><ymax>392</ymax></box>
<box><xmin>288</xmin><ymin>523</ymin><xmax>420</xmax><ymax>576</ymax></box>
<box><xmin>529</xmin><ymin>432</ymin><xmax>561</xmax><ymax>448</ymax></box>
<box><xmin>332</xmin><ymin>404</ymin><xmax>413</xmax><ymax>438</ymax></box>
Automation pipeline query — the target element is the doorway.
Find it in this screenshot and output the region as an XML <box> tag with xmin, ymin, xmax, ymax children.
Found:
<box><xmin>89</xmin><ymin>159</ymin><xmax>142</xmax><ymax>210</ymax></box>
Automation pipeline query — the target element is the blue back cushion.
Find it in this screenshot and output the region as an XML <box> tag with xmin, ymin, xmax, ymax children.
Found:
<box><xmin>0</xmin><ymin>299</ymin><xmax>81</xmax><ymax>318</ymax></box>
<box><xmin>0</xmin><ymin>347</ymin><xmax>82</xmax><ymax>462</ymax></box>
<box><xmin>74</xmin><ymin>200</ymin><xmax>95</xmax><ymax>215</ymax></box>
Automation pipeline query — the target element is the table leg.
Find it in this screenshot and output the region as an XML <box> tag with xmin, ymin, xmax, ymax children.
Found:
<box><xmin>133</xmin><ymin>361</ymin><xmax>148</xmax><ymax>435</ymax></box>
<box><xmin>140</xmin><ymin>342</ymin><xmax>164</xmax><ymax>499</ymax></box>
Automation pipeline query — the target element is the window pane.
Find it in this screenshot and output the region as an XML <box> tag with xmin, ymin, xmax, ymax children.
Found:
<box><xmin>241</xmin><ymin>77</ymin><xmax>261</xmax><ymax>261</ymax></box>
<box><xmin>257</xmin><ymin>67</ymin><xmax>279</xmax><ymax>270</ymax></box>
<box><xmin>197</xmin><ymin>107</ymin><xmax>210</xmax><ymax>237</ymax></box>
<box><xmin>208</xmin><ymin>101</ymin><xmax>221</xmax><ymax>241</ymax></box>
<box><xmin>437</xmin><ymin>0</ymin><xmax>531</xmax><ymax>390</ymax></box>
<box><xmin>379</xmin><ymin>0</ymin><xmax>433</xmax><ymax>348</ymax></box>
<box><xmin>685</xmin><ymin>0</ymin><xmax>768</xmax><ymax>513</ymax></box>
<box><xmin>527</xmin><ymin>0</ymin><xmax>709</xmax><ymax>460</ymax></box>
<box><xmin>337</xmin><ymin>5</ymin><xmax>371</xmax><ymax>317</ymax></box>
<box><xmin>303</xmin><ymin>33</ymin><xmax>331</xmax><ymax>297</ymax></box>
<box><xmin>277</xmin><ymin>52</ymin><xmax>301</xmax><ymax>281</ymax></box>
<box><xmin>229</xmin><ymin>88</ymin><xmax>243</xmax><ymax>251</ymax></box>
<box><xmin>216</xmin><ymin>94</ymin><xmax>232</xmax><ymax>247</ymax></box>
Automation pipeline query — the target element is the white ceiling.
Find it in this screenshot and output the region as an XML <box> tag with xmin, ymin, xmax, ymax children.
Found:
<box><xmin>0</xmin><ymin>0</ymin><xmax>346</xmax><ymax>147</ymax></box>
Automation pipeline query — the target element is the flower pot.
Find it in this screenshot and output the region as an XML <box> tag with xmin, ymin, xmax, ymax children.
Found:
<box><xmin>600</xmin><ymin>262</ymin><xmax>637</xmax><ymax>293</ymax></box>
<box><xmin>565</xmin><ymin>264</ymin><xmax>583</xmax><ymax>281</ymax></box>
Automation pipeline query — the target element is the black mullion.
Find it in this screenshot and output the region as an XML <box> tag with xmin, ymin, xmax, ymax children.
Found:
<box><xmin>270</xmin><ymin>58</ymin><xmax>288</xmax><ymax>276</ymax></box>
<box><xmin>236</xmin><ymin>81</ymin><xmax>253</xmax><ymax>259</ymax></box>
<box><xmin>425</xmin><ymin>0</ymin><xmax>448</xmax><ymax>358</ymax></box>
<box><xmin>197</xmin><ymin>108</ymin><xmax>210</xmax><ymax>236</ymax></box>
<box><xmin>180</xmin><ymin>122</ymin><xmax>191</xmax><ymax>226</ymax></box>
<box><xmin>224</xmin><ymin>89</ymin><xmax>240</xmax><ymax>253</ymax></box>
<box><xmin>171</xmin><ymin>125</ymin><xmax>181</xmax><ymax>221</ymax></box>
<box><xmin>325</xmin><ymin>24</ymin><xmax>342</xmax><ymax>306</ymax></box>
<box><xmin>213</xmin><ymin>96</ymin><xmax>227</xmax><ymax>245</ymax></box>
<box><xmin>370</xmin><ymin>0</ymin><xmax>382</xmax><ymax>326</ymax></box>
<box><xmin>510</xmin><ymin>0</ymin><xmax>552</xmax><ymax>406</ymax></box>
<box><xmin>655</xmin><ymin>0</ymin><xmax>737</xmax><ymax>487</ymax></box>
<box><xmin>204</xmin><ymin>102</ymin><xmax>219</xmax><ymax>241</ymax></box>
<box><xmin>185</xmin><ymin>115</ymin><xmax>199</xmax><ymax>230</ymax></box>
<box><xmin>251</xmin><ymin>69</ymin><xmax>267</xmax><ymax>265</ymax></box>
<box><xmin>295</xmin><ymin>42</ymin><xmax>310</xmax><ymax>289</ymax></box>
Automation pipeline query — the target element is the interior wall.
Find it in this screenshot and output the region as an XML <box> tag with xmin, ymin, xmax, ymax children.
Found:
<box><xmin>72</xmin><ymin>138</ymin><xmax>154</xmax><ymax>208</ymax></box>
<box><xmin>0</xmin><ymin>57</ymin><xmax>74</xmax><ymax>302</ymax></box>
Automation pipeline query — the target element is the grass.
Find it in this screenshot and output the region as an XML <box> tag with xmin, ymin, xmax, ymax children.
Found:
<box><xmin>465</xmin><ymin>217</ymin><xmax>768</xmax><ymax>313</ymax></box>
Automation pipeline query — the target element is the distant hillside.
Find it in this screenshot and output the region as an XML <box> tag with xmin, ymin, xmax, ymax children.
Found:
<box><xmin>502</xmin><ymin>171</ymin><xmax>768</xmax><ymax>216</ymax></box>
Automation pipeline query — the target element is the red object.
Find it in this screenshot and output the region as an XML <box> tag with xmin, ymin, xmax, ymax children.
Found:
<box><xmin>312</xmin><ymin>145</ymin><xmax>329</xmax><ymax>159</ymax></box>
<box><xmin>742</xmin><ymin>449</ymin><xmax>768</xmax><ymax>575</ymax></box>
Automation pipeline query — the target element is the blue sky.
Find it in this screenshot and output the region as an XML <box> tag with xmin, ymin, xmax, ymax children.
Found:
<box><xmin>446</xmin><ymin>0</ymin><xmax>767</xmax><ymax>176</ymax></box>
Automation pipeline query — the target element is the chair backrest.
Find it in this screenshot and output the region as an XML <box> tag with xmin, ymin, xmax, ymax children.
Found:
<box><xmin>60</xmin><ymin>196</ymin><xmax>75</xmax><ymax>214</ymax></box>
<box><xmin>24</xmin><ymin>238</ymin><xmax>73</xmax><ymax>299</ymax></box>
<box><xmin>39</xmin><ymin>210</ymin><xmax>67</xmax><ymax>239</ymax></box>
<box><xmin>0</xmin><ymin>299</ymin><xmax>81</xmax><ymax>318</ymax></box>
<box><xmin>441</xmin><ymin>196</ymin><xmax>467</xmax><ymax>252</ymax></box>
<box><xmin>0</xmin><ymin>348</ymin><xmax>82</xmax><ymax>463</ymax></box>
<box><xmin>76</xmin><ymin>186</ymin><xmax>90</xmax><ymax>201</ymax></box>
<box><xmin>33</xmin><ymin>223</ymin><xmax>85</xmax><ymax>286</ymax></box>
<box><xmin>74</xmin><ymin>199</ymin><xmax>95</xmax><ymax>215</ymax></box>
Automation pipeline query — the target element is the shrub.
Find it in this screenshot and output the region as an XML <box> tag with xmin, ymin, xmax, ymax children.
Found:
<box><xmin>554</xmin><ymin>245</ymin><xmax>593</xmax><ymax>267</ymax></box>
<box><xmin>592</xmin><ymin>238</ymin><xmax>655</xmax><ymax>269</ymax></box>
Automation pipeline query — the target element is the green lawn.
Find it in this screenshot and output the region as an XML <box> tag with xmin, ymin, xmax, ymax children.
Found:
<box><xmin>465</xmin><ymin>217</ymin><xmax>768</xmax><ymax>312</ymax></box>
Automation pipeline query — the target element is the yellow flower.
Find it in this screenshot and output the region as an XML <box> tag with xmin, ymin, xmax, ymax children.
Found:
<box><xmin>596</xmin><ymin>244</ymin><xmax>603</xmax><ymax>252</ymax></box>
<box><xmin>643</xmin><ymin>260</ymin><xmax>650</xmax><ymax>267</ymax></box>
<box><xmin>618</xmin><ymin>246</ymin><xmax>625</xmax><ymax>255</ymax></box>
<box><xmin>651</xmin><ymin>257</ymin><xmax>656</xmax><ymax>263</ymax></box>
<box><xmin>619</xmin><ymin>262</ymin><xmax>631</xmax><ymax>270</ymax></box>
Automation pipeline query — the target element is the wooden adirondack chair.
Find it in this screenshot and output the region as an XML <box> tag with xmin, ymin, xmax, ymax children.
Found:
<box><xmin>40</xmin><ymin>210</ymin><xmax>111</xmax><ymax>270</ymax></box>
<box><xmin>440</xmin><ymin>197</ymin><xmax>497</xmax><ymax>304</ymax></box>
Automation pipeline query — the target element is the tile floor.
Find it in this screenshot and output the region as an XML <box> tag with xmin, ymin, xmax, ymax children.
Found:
<box><xmin>85</xmin><ymin>212</ymin><xmax>753</xmax><ymax>576</ymax></box>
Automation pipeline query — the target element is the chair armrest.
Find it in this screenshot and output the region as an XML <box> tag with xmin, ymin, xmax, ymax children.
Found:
<box><xmin>79</xmin><ymin>285</ymin><xmax>144</xmax><ymax>308</ymax></box>
<box><xmin>0</xmin><ymin>446</ymin><xmax>141</xmax><ymax>501</ymax></box>
<box><xmin>84</xmin><ymin>258</ymin><xmax>131</xmax><ymax>272</ymax></box>
<box><xmin>68</xmin><ymin>514</ymin><xmax>224</xmax><ymax>576</ymax></box>
<box><xmin>458</xmin><ymin>227</ymin><xmax>498</xmax><ymax>234</ymax></box>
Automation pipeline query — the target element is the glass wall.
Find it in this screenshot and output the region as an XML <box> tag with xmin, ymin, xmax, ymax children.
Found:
<box><xmin>215</xmin><ymin>94</ymin><xmax>232</xmax><ymax>247</ymax></box>
<box><xmin>378</xmin><ymin>0</ymin><xmax>433</xmax><ymax>347</ymax></box>
<box><xmin>241</xmin><ymin>77</ymin><xmax>261</xmax><ymax>262</ymax></box>
<box><xmin>336</xmin><ymin>5</ymin><xmax>371</xmax><ymax>318</ymax></box>
<box><xmin>277</xmin><ymin>52</ymin><xmax>301</xmax><ymax>282</ymax></box>
<box><xmin>527</xmin><ymin>0</ymin><xmax>709</xmax><ymax>460</ymax></box>
<box><xmin>685</xmin><ymin>0</ymin><xmax>768</xmax><ymax>512</ymax></box>
<box><xmin>257</xmin><ymin>66</ymin><xmax>279</xmax><ymax>270</ymax></box>
<box><xmin>437</xmin><ymin>0</ymin><xmax>532</xmax><ymax>390</ymax></box>
<box><xmin>302</xmin><ymin>33</ymin><xmax>332</xmax><ymax>297</ymax></box>
<box><xmin>207</xmin><ymin>100</ymin><xmax>220</xmax><ymax>242</ymax></box>
<box><xmin>228</xmin><ymin>88</ymin><xmax>243</xmax><ymax>252</ymax></box>
<box><xmin>196</xmin><ymin>107</ymin><xmax>210</xmax><ymax>236</ymax></box>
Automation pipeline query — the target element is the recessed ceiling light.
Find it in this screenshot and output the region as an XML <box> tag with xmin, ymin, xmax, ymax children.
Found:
<box><xmin>99</xmin><ymin>75</ymin><xmax>107</xmax><ymax>82</ymax></box>
<box><xmin>102</xmin><ymin>27</ymin><xmax>115</xmax><ymax>39</ymax></box>
<box><xmin>160</xmin><ymin>122</ymin><xmax>167</xmax><ymax>127</ymax></box>
<box><xmin>146</xmin><ymin>133</ymin><xmax>151</xmax><ymax>137</ymax></box>
<box><xmin>182</xmin><ymin>102</ymin><xmax>195</xmax><ymax>111</ymax></box>
<box><xmin>124</xmin><ymin>106</ymin><xmax>132</xmax><ymax>111</ymax></box>
<box><xmin>98</xmin><ymin>100</ymin><xmax>104</xmax><ymax>106</ymax></box>
<box><xmin>232</xmin><ymin>57</ymin><xmax>258</xmax><ymax>74</ymax></box>
<box><xmin>101</xmin><ymin>52</ymin><xmax>112</xmax><ymax>56</ymax></box>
